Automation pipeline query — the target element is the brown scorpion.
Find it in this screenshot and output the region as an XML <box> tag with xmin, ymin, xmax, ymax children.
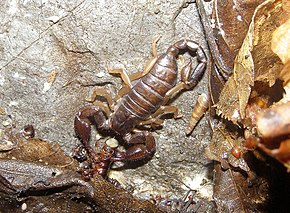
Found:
<box><xmin>74</xmin><ymin>37</ymin><xmax>207</xmax><ymax>178</ymax></box>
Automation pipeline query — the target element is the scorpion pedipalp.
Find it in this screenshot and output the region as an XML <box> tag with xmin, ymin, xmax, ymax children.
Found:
<box><xmin>112</xmin><ymin>131</ymin><xmax>156</xmax><ymax>162</ymax></box>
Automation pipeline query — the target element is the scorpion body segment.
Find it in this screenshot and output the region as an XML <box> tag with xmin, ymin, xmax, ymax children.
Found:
<box><xmin>74</xmin><ymin>38</ymin><xmax>207</xmax><ymax>179</ymax></box>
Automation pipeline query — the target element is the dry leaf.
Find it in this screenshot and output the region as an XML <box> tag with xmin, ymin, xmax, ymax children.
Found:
<box><xmin>213</xmin><ymin>163</ymin><xmax>269</xmax><ymax>213</ymax></box>
<box><xmin>0</xmin><ymin>137</ymin><xmax>78</xmax><ymax>169</ymax></box>
<box><xmin>253</xmin><ymin>16</ymin><xmax>290</xmax><ymax>169</ymax></box>
<box><xmin>206</xmin><ymin>123</ymin><xmax>250</xmax><ymax>172</ymax></box>
<box><xmin>217</xmin><ymin>0</ymin><xmax>286</xmax><ymax>122</ymax></box>
<box><xmin>205</xmin><ymin>1</ymin><xmax>290</xmax><ymax>211</ymax></box>
<box><xmin>212</xmin><ymin>0</ymin><xmax>265</xmax><ymax>73</ymax></box>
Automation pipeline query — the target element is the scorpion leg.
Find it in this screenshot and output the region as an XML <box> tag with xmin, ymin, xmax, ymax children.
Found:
<box><xmin>160</xmin><ymin>82</ymin><xmax>188</xmax><ymax>106</ymax></box>
<box><xmin>86</xmin><ymin>87</ymin><xmax>115</xmax><ymax>112</ymax></box>
<box><xmin>138</xmin><ymin>117</ymin><xmax>164</xmax><ymax>128</ymax></box>
<box><xmin>139</xmin><ymin>105</ymin><xmax>182</xmax><ymax>127</ymax></box>
<box><xmin>108</xmin><ymin>68</ymin><xmax>133</xmax><ymax>88</ymax></box>
<box><xmin>129</xmin><ymin>35</ymin><xmax>161</xmax><ymax>81</ymax></box>
<box><xmin>114</xmin><ymin>85</ymin><xmax>131</xmax><ymax>101</ymax></box>
<box><xmin>74</xmin><ymin>105</ymin><xmax>108</xmax><ymax>160</ymax></box>
<box><xmin>150</xmin><ymin>105</ymin><xmax>182</xmax><ymax>119</ymax></box>
<box><xmin>151</xmin><ymin>35</ymin><xmax>161</xmax><ymax>57</ymax></box>
<box><xmin>111</xmin><ymin>131</ymin><xmax>156</xmax><ymax>161</ymax></box>
<box><xmin>109</xmin><ymin>36</ymin><xmax>161</xmax><ymax>84</ymax></box>
<box><xmin>91</xmin><ymin>100</ymin><xmax>111</xmax><ymax>118</ymax></box>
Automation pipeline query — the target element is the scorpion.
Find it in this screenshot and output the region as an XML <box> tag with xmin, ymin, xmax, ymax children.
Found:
<box><xmin>74</xmin><ymin>36</ymin><xmax>207</xmax><ymax>179</ymax></box>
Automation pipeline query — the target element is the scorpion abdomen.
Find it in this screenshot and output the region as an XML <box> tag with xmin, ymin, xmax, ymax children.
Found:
<box><xmin>123</xmin><ymin>55</ymin><xmax>179</xmax><ymax>115</ymax></box>
<box><xmin>110</xmin><ymin>62</ymin><xmax>178</xmax><ymax>135</ymax></box>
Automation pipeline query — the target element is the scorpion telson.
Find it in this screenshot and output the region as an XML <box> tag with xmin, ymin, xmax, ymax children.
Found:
<box><xmin>74</xmin><ymin>37</ymin><xmax>207</xmax><ymax>178</ymax></box>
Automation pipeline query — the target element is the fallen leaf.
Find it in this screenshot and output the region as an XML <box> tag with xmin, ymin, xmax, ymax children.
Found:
<box><xmin>217</xmin><ymin>0</ymin><xmax>286</xmax><ymax>122</ymax></box>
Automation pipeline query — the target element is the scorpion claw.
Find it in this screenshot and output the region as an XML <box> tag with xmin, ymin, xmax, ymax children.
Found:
<box><xmin>74</xmin><ymin>105</ymin><xmax>108</xmax><ymax>159</ymax></box>
<box><xmin>112</xmin><ymin>131</ymin><xmax>156</xmax><ymax>161</ymax></box>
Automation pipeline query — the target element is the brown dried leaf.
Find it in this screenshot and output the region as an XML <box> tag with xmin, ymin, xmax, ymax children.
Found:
<box><xmin>196</xmin><ymin>0</ymin><xmax>264</xmax><ymax>80</ymax></box>
<box><xmin>90</xmin><ymin>176</ymin><xmax>162</xmax><ymax>213</ymax></box>
<box><xmin>212</xmin><ymin>0</ymin><xmax>264</xmax><ymax>72</ymax></box>
<box><xmin>206</xmin><ymin>123</ymin><xmax>250</xmax><ymax>172</ymax></box>
<box><xmin>208</xmin><ymin>62</ymin><xmax>226</xmax><ymax>108</ymax></box>
<box><xmin>213</xmin><ymin>163</ymin><xmax>269</xmax><ymax>213</ymax></box>
<box><xmin>2</xmin><ymin>194</ymin><xmax>96</xmax><ymax>213</ymax></box>
<box><xmin>0</xmin><ymin>137</ymin><xmax>78</xmax><ymax>169</ymax></box>
<box><xmin>253</xmin><ymin>16</ymin><xmax>290</xmax><ymax>169</ymax></box>
<box><xmin>197</xmin><ymin>0</ymin><xmax>260</xmax><ymax>109</ymax></box>
<box><xmin>271</xmin><ymin>18</ymin><xmax>290</xmax><ymax>65</ymax></box>
<box><xmin>217</xmin><ymin>0</ymin><xmax>286</xmax><ymax>122</ymax></box>
<box><xmin>206</xmin><ymin>2</ymin><xmax>290</xmax><ymax>209</ymax></box>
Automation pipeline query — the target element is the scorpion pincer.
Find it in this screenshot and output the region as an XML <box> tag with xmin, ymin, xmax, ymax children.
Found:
<box><xmin>74</xmin><ymin>37</ymin><xmax>207</xmax><ymax>177</ymax></box>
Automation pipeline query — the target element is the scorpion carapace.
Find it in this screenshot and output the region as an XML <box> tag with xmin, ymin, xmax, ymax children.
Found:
<box><xmin>74</xmin><ymin>37</ymin><xmax>207</xmax><ymax>178</ymax></box>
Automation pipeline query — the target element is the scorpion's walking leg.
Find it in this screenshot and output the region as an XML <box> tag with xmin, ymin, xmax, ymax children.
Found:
<box><xmin>85</xmin><ymin>87</ymin><xmax>114</xmax><ymax>116</ymax></box>
<box><xmin>108</xmin><ymin>35</ymin><xmax>161</xmax><ymax>85</ymax></box>
<box><xmin>114</xmin><ymin>85</ymin><xmax>131</xmax><ymax>101</ymax></box>
<box><xmin>140</xmin><ymin>106</ymin><xmax>181</xmax><ymax>127</ymax></box>
<box><xmin>129</xmin><ymin>35</ymin><xmax>161</xmax><ymax>81</ymax></box>
<box><xmin>86</xmin><ymin>88</ymin><xmax>114</xmax><ymax>110</ymax></box>
<box><xmin>108</xmin><ymin>68</ymin><xmax>133</xmax><ymax>87</ymax></box>
<box><xmin>111</xmin><ymin>131</ymin><xmax>156</xmax><ymax>161</ymax></box>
